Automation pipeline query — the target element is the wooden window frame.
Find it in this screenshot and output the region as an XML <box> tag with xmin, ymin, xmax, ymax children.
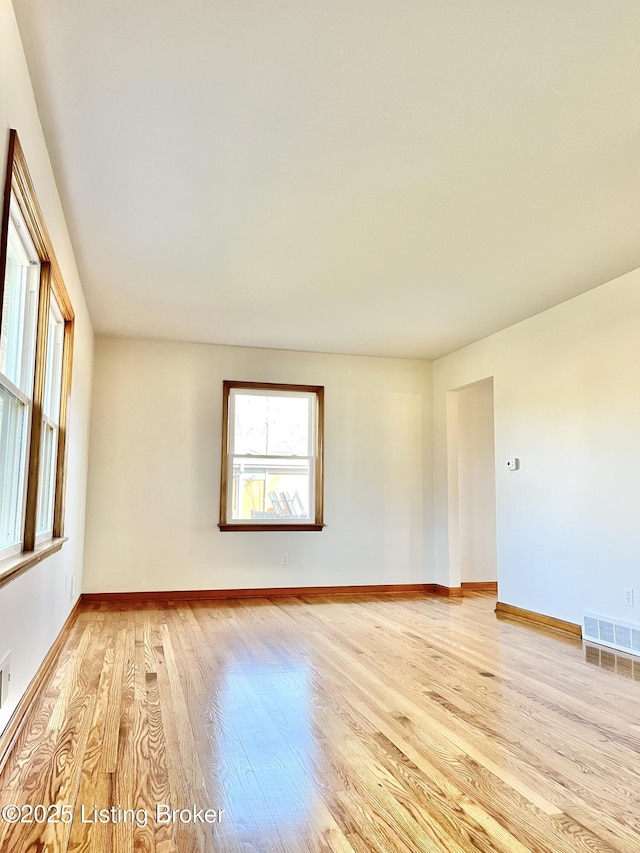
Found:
<box><xmin>0</xmin><ymin>129</ymin><xmax>74</xmax><ymax>561</ymax></box>
<box><xmin>219</xmin><ymin>381</ymin><xmax>324</xmax><ymax>532</ymax></box>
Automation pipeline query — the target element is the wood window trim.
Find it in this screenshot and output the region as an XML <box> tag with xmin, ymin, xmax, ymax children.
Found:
<box><xmin>23</xmin><ymin>258</ymin><xmax>51</xmax><ymax>549</ymax></box>
<box><xmin>0</xmin><ymin>129</ymin><xmax>75</xmax><ymax>559</ymax></box>
<box><xmin>0</xmin><ymin>537</ymin><xmax>68</xmax><ymax>592</ymax></box>
<box><xmin>219</xmin><ymin>380</ymin><xmax>325</xmax><ymax>532</ymax></box>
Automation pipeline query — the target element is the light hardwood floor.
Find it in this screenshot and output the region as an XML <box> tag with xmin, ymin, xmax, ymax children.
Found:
<box><xmin>1</xmin><ymin>592</ymin><xmax>639</xmax><ymax>852</ymax></box>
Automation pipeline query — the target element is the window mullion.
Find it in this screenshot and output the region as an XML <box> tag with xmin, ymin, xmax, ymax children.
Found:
<box><xmin>23</xmin><ymin>261</ymin><xmax>51</xmax><ymax>551</ymax></box>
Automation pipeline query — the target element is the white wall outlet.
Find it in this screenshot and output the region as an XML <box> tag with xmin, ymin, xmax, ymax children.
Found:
<box><xmin>0</xmin><ymin>652</ymin><xmax>11</xmax><ymax>710</ymax></box>
<box><xmin>70</xmin><ymin>576</ymin><xmax>76</xmax><ymax>601</ymax></box>
<box><xmin>506</xmin><ymin>458</ymin><xmax>520</xmax><ymax>471</ymax></box>
<box><xmin>624</xmin><ymin>588</ymin><xmax>634</xmax><ymax>607</ymax></box>
<box><xmin>282</xmin><ymin>553</ymin><xmax>289</xmax><ymax>566</ymax></box>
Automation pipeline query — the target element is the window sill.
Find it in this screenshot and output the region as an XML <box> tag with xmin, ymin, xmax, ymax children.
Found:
<box><xmin>219</xmin><ymin>523</ymin><xmax>324</xmax><ymax>532</ymax></box>
<box><xmin>0</xmin><ymin>537</ymin><xmax>68</xmax><ymax>591</ymax></box>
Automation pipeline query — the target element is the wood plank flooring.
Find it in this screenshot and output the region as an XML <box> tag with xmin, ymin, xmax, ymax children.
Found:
<box><xmin>1</xmin><ymin>592</ymin><xmax>639</xmax><ymax>852</ymax></box>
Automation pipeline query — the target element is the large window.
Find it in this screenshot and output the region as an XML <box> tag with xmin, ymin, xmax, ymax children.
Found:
<box><xmin>0</xmin><ymin>130</ymin><xmax>74</xmax><ymax>565</ymax></box>
<box><xmin>0</xmin><ymin>202</ymin><xmax>39</xmax><ymax>556</ymax></box>
<box><xmin>219</xmin><ymin>381</ymin><xmax>324</xmax><ymax>531</ymax></box>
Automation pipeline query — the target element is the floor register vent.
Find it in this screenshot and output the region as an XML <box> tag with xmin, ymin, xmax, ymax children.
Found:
<box><xmin>584</xmin><ymin>612</ymin><xmax>640</xmax><ymax>658</ymax></box>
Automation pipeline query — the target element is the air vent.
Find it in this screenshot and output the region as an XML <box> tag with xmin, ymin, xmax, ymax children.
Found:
<box><xmin>584</xmin><ymin>612</ymin><xmax>640</xmax><ymax>658</ymax></box>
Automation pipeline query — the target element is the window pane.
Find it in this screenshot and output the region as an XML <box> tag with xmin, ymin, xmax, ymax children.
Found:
<box><xmin>230</xmin><ymin>457</ymin><xmax>312</xmax><ymax>521</ymax></box>
<box><xmin>36</xmin><ymin>421</ymin><xmax>58</xmax><ymax>535</ymax></box>
<box><xmin>0</xmin><ymin>209</ymin><xmax>40</xmax><ymax>395</ymax></box>
<box><xmin>233</xmin><ymin>393</ymin><xmax>311</xmax><ymax>456</ymax></box>
<box><xmin>0</xmin><ymin>384</ymin><xmax>27</xmax><ymax>550</ymax></box>
<box><xmin>42</xmin><ymin>298</ymin><xmax>64</xmax><ymax>423</ymax></box>
<box><xmin>234</xmin><ymin>394</ymin><xmax>268</xmax><ymax>455</ymax></box>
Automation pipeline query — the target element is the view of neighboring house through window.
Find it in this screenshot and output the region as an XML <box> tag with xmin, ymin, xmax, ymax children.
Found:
<box><xmin>0</xmin><ymin>202</ymin><xmax>40</xmax><ymax>557</ymax></box>
<box><xmin>220</xmin><ymin>382</ymin><xmax>324</xmax><ymax>530</ymax></box>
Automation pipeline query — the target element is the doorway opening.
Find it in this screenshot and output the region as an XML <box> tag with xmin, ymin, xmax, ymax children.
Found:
<box><xmin>447</xmin><ymin>377</ymin><xmax>498</xmax><ymax>595</ymax></box>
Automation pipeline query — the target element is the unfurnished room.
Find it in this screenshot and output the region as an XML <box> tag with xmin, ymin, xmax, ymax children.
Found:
<box><xmin>1</xmin><ymin>1</ymin><xmax>640</xmax><ymax>851</ymax></box>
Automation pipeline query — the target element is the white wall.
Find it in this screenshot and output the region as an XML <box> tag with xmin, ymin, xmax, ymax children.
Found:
<box><xmin>455</xmin><ymin>378</ymin><xmax>497</xmax><ymax>584</ymax></box>
<box><xmin>0</xmin><ymin>0</ymin><xmax>94</xmax><ymax>735</ymax></box>
<box><xmin>83</xmin><ymin>337</ymin><xmax>433</xmax><ymax>592</ymax></box>
<box><xmin>434</xmin><ymin>267</ymin><xmax>640</xmax><ymax>625</ymax></box>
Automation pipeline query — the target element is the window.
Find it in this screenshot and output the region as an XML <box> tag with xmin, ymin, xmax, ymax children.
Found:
<box><xmin>219</xmin><ymin>381</ymin><xmax>324</xmax><ymax>531</ymax></box>
<box><xmin>36</xmin><ymin>295</ymin><xmax>65</xmax><ymax>539</ymax></box>
<box><xmin>0</xmin><ymin>201</ymin><xmax>39</xmax><ymax>556</ymax></box>
<box><xmin>0</xmin><ymin>130</ymin><xmax>74</xmax><ymax>564</ymax></box>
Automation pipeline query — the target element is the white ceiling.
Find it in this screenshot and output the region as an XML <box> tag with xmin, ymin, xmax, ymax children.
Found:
<box><xmin>12</xmin><ymin>0</ymin><xmax>640</xmax><ymax>359</ymax></box>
